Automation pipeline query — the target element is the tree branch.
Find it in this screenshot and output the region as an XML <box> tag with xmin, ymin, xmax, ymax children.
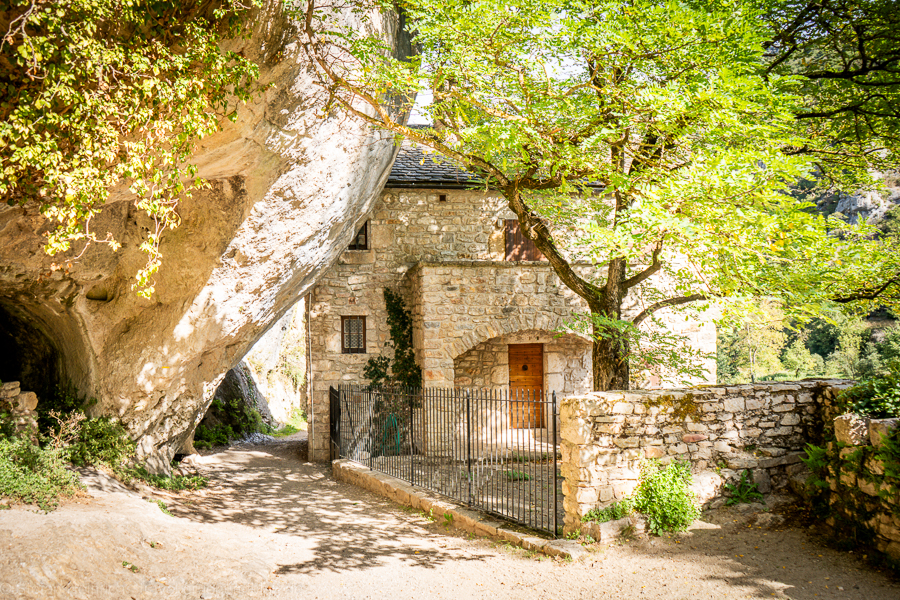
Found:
<box><xmin>622</xmin><ymin>242</ymin><xmax>664</xmax><ymax>290</ymax></box>
<box><xmin>833</xmin><ymin>277</ymin><xmax>900</xmax><ymax>303</ymax></box>
<box><xmin>503</xmin><ymin>183</ymin><xmax>605</xmax><ymax>305</ymax></box>
<box><xmin>631</xmin><ymin>293</ymin><xmax>709</xmax><ymax>326</ymax></box>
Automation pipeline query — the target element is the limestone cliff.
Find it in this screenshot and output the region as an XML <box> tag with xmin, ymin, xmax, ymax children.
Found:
<box><xmin>0</xmin><ymin>1</ymin><xmax>407</xmax><ymax>472</ymax></box>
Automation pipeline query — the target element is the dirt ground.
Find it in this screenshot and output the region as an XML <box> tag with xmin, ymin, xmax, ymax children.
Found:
<box><xmin>1</xmin><ymin>436</ymin><xmax>897</xmax><ymax>600</ymax></box>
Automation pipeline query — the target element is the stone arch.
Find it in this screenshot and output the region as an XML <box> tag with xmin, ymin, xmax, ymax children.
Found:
<box><xmin>449</xmin><ymin>311</ymin><xmax>587</xmax><ymax>361</ymax></box>
<box><xmin>452</xmin><ymin>328</ymin><xmax>593</xmax><ymax>396</ymax></box>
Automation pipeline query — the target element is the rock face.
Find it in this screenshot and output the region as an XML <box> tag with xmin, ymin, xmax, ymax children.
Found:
<box><xmin>212</xmin><ymin>362</ymin><xmax>273</xmax><ymax>426</ymax></box>
<box><xmin>833</xmin><ymin>171</ymin><xmax>900</xmax><ymax>224</ymax></box>
<box><xmin>242</xmin><ymin>298</ymin><xmax>308</xmax><ymax>423</ymax></box>
<box><xmin>0</xmin><ymin>2</ymin><xmax>409</xmax><ymax>472</ymax></box>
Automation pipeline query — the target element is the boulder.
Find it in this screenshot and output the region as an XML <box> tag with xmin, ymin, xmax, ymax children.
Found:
<box><xmin>206</xmin><ymin>360</ymin><xmax>273</xmax><ymax>428</ymax></box>
<box><xmin>14</xmin><ymin>392</ymin><xmax>38</xmax><ymax>413</ymax></box>
<box><xmin>0</xmin><ymin>3</ymin><xmax>409</xmax><ymax>473</ymax></box>
<box><xmin>690</xmin><ymin>470</ymin><xmax>724</xmax><ymax>505</ymax></box>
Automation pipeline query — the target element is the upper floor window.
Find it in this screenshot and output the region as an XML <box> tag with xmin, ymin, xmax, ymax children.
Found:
<box><xmin>505</xmin><ymin>219</ymin><xmax>544</xmax><ymax>261</ymax></box>
<box><xmin>348</xmin><ymin>221</ymin><xmax>368</xmax><ymax>250</ymax></box>
<box><xmin>341</xmin><ymin>316</ymin><xmax>366</xmax><ymax>354</ymax></box>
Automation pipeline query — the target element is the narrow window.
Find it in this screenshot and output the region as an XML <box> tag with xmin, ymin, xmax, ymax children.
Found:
<box><xmin>438</xmin><ymin>194</ymin><xmax>447</xmax><ymax>202</ymax></box>
<box><xmin>348</xmin><ymin>221</ymin><xmax>368</xmax><ymax>250</ymax></box>
<box><xmin>505</xmin><ymin>219</ymin><xmax>544</xmax><ymax>261</ymax></box>
<box><xmin>341</xmin><ymin>316</ymin><xmax>366</xmax><ymax>354</ymax></box>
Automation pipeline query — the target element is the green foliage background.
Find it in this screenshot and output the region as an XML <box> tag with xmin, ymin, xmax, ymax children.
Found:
<box><xmin>0</xmin><ymin>0</ymin><xmax>261</xmax><ymax>296</ymax></box>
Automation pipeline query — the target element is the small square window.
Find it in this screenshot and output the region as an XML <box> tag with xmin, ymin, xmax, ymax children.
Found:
<box><xmin>341</xmin><ymin>316</ymin><xmax>366</xmax><ymax>354</ymax></box>
<box><xmin>348</xmin><ymin>222</ymin><xmax>368</xmax><ymax>250</ymax></box>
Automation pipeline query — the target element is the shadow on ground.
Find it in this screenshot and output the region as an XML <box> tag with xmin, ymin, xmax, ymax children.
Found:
<box><xmin>608</xmin><ymin>507</ymin><xmax>899</xmax><ymax>600</ymax></box>
<box><xmin>168</xmin><ymin>440</ymin><xmax>491</xmax><ymax>576</ymax></box>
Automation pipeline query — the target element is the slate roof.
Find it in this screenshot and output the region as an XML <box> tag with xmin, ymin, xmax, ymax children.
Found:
<box><xmin>385</xmin><ymin>143</ymin><xmax>483</xmax><ymax>189</ymax></box>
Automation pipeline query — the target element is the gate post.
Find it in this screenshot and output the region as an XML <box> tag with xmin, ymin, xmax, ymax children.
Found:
<box><xmin>552</xmin><ymin>390</ymin><xmax>558</xmax><ymax>538</ymax></box>
<box><xmin>465</xmin><ymin>388</ymin><xmax>473</xmax><ymax>506</ymax></box>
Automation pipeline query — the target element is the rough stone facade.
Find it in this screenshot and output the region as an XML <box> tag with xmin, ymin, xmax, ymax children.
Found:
<box><xmin>454</xmin><ymin>330</ymin><xmax>591</xmax><ymax>394</ymax></box>
<box><xmin>558</xmin><ymin>380</ymin><xmax>850</xmax><ymax>532</ymax></box>
<box><xmin>308</xmin><ymin>179</ymin><xmax>717</xmax><ymax>461</ymax></box>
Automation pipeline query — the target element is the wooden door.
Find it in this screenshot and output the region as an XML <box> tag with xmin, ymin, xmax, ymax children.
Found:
<box><xmin>508</xmin><ymin>343</ymin><xmax>544</xmax><ymax>428</ymax></box>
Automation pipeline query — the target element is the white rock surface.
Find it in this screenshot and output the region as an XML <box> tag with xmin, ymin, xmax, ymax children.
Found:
<box><xmin>0</xmin><ymin>2</ymin><xmax>408</xmax><ymax>472</ymax></box>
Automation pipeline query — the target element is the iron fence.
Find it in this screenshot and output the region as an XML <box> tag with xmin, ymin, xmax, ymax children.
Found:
<box><xmin>330</xmin><ymin>384</ymin><xmax>561</xmax><ymax>536</ymax></box>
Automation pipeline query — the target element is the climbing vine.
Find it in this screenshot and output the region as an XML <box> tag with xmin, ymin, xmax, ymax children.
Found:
<box><xmin>363</xmin><ymin>288</ymin><xmax>422</xmax><ymax>389</ymax></box>
<box><xmin>0</xmin><ymin>0</ymin><xmax>261</xmax><ymax>296</ymax></box>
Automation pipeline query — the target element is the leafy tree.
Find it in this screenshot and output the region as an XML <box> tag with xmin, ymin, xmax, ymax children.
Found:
<box><xmin>0</xmin><ymin>0</ymin><xmax>261</xmax><ymax>296</ymax></box>
<box><xmin>717</xmin><ymin>301</ymin><xmax>787</xmax><ymax>383</ymax></box>
<box><xmin>761</xmin><ymin>0</ymin><xmax>900</xmax><ymax>184</ymax></box>
<box><xmin>781</xmin><ymin>335</ymin><xmax>823</xmax><ymax>379</ymax></box>
<box><xmin>297</xmin><ymin>0</ymin><xmax>900</xmax><ymax>390</ymax></box>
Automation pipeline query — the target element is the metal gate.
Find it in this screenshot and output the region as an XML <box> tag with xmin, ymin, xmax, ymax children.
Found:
<box><xmin>331</xmin><ymin>384</ymin><xmax>561</xmax><ymax>536</ymax></box>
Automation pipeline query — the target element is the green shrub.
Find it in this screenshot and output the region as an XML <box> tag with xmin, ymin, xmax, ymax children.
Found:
<box><xmin>838</xmin><ymin>361</ymin><xmax>900</xmax><ymax>418</ymax></box>
<box><xmin>0</xmin><ymin>437</ymin><xmax>83</xmax><ymax>511</ymax></box>
<box><xmin>583</xmin><ymin>498</ymin><xmax>634</xmax><ymax>523</ymax></box>
<box><xmin>122</xmin><ymin>466</ymin><xmax>208</xmax><ymax>491</ymax></box>
<box><xmin>37</xmin><ymin>384</ymin><xmax>94</xmax><ymax>435</ymax></box>
<box><xmin>631</xmin><ymin>460</ymin><xmax>701</xmax><ymax>535</ymax></box>
<box><xmin>67</xmin><ymin>417</ymin><xmax>136</xmax><ymax>469</ymax></box>
<box><xmin>194</xmin><ymin>397</ymin><xmax>272</xmax><ymax>448</ymax></box>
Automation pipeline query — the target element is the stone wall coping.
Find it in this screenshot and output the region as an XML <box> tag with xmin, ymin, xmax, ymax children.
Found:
<box><xmin>411</xmin><ymin>260</ymin><xmax>596</xmax><ymax>271</ymax></box>
<box><xmin>559</xmin><ymin>379</ymin><xmax>854</xmax><ymax>405</ymax></box>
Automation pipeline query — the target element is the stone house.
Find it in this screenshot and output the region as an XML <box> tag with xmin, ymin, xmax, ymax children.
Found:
<box><xmin>306</xmin><ymin>142</ymin><xmax>716</xmax><ymax>461</ymax></box>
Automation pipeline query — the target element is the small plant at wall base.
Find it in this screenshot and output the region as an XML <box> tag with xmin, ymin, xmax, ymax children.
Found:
<box><xmin>580</xmin><ymin>461</ymin><xmax>700</xmax><ymax>534</ymax></box>
<box><xmin>724</xmin><ymin>470</ymin><xmax>764</xmax><ymax>506</ymax></box>
<box><xmin>632</xmin><ymin>460</ymin><xmax>701</xmax><ymax>535</ymax></box>
<box><xmin>583</xmin><ymin>498</ymin><xmax>634</xmax><ymax>524</ymax></box>
<box><xmin>364</xmin><ymin>288</ymin><xmax>422</xmax><ymax>389</ymax></box>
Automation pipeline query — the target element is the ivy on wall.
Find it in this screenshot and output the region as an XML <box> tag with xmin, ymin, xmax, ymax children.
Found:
<box><xmin>363</xmin><ymin>288</ymin><xmax>422</xmax><ymax>389</ymax></box>
<box><xmin>0</xmin><ymin>0</ymin><xmax>262</xmax><ymax>296</ymax></box>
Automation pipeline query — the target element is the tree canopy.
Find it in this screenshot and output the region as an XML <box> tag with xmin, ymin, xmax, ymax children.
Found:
<box><xmin>298</xmin><ymin>0</ymin><xmax>900</xmax><ymax>389</ymax></box>
<box><xmin>0</xmin><ymin>0</ymin><xmax>260</xmax><ymax>296</ymax></box>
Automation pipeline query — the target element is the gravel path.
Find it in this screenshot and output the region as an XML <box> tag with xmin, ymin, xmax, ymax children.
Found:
<box><xmin>1</xmin><ymin>437</ymin><xmax>897</xmax><ymax>599</ymax></box>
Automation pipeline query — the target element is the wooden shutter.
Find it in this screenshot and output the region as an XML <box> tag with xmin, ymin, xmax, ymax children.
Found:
<box><xmin>504</xmin><ymin>219</ymin><xmax>544</xmax><ymax>261</ymax></box>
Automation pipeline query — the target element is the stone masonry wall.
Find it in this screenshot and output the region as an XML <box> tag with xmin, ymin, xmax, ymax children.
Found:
<box><xmin>815</xmin><ymin>387</ymin><xmax>900</xmax><ymax>564</ymax></box>
<box><xmin>453</xmin><ymin>330</ymin><xmax>592</xmax><ymax>394</ymax></box>
<box><xmin>309</xmin><ymin>182</ymin><xmax>717</xmax><ymax>461</ymax></box>
<box><xmin>308</xmin><ymin>188</ymin><xmax>512</xmax><ymax>460</ymax></box>
<box><xmin>559</xmin><ymin>380</ymin><xmax>847</xmax><ymax>533</ymax></box>
<box><xmin>0</xmin><ymin>381</ymin><xmax>39</xmax><ymax>437</ymax></box>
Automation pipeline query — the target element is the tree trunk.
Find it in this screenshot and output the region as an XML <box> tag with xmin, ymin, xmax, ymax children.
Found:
<box><xmin>589</xmin><ymin>256</ymin><xmax>629</xmax><ymax>391</ymax></box>
<box><xmin>592</xmin><ymin>335</ymin><xmax>630</xmax><ymax>391</ymax></box>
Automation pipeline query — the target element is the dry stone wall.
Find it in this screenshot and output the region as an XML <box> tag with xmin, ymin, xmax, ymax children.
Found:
<box><xmin>559</xmin><ymin>380</ymin><xmax>848</xmax><ymax>532</ymax></box>
<box><xmin>814</xmin><ymin>387</ymin><xmax>900</xmax><ymax>564</ymax></box>
<box><xmin>0</xmin><ymin>381</ymin><xmax>38</xmax><ymax>437</ymax></box>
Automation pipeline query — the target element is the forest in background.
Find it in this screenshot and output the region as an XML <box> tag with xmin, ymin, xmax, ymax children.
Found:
<box><xmin>718</xmin><ymin>200</ymin><xmax>900</xmax><ymax>384</ymax></box>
